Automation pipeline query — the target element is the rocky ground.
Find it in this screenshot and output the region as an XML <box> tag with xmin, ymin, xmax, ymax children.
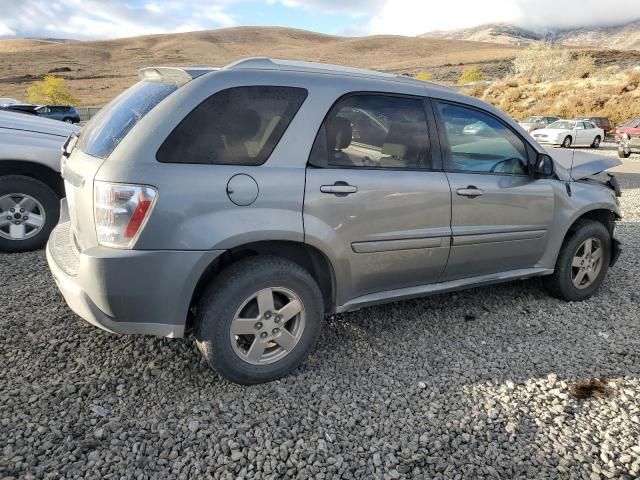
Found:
<box><xmin>1</xmin><ymin>153</ymin><xmax>639</xmax><ymax>479</ymax></box>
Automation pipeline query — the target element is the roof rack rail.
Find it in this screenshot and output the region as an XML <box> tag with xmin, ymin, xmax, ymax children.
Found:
<box><xmin>224</xmin><ymin>57</ymin><xmax>448</xmax><ymax>89</ymax></box>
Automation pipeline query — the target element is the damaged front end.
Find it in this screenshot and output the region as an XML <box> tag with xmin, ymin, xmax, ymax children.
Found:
<box><xmin>545</xmin><ymin>148</ymin><xmax>623</xmax><ymax>266</ymax></box>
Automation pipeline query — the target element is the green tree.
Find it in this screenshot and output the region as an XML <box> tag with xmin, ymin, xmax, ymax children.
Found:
<box><xmin>458</xmin><ymin>66</ymin><xmax>486</xmax><ymax>85</ymax></box>
<box><xmin>26</xmin><ymin>75</ymin><xmax>78</xmax><ymax>105</ymax></box>
<box><xmin>415</xmin><ymin>71</ymin><xmax>433</xmax><ymax>81</ymax></box>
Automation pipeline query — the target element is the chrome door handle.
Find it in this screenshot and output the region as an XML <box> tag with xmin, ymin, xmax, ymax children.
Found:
<box><xmin>456</xmin><ymin>186</ymin><xmax>484</xmax><ymax>198</ymax></box>
<box><xmin>320</xmin><ymin>184</ymin><xmax>358</xmax><ymax>195</ymax></box>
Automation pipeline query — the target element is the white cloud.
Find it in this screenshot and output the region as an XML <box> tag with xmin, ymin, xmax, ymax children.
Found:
<box><xmin>0</xmin><ymin>0</ymin><xmax>239</xmax><ymax>39</ymax></box>
<box><xmin>368</xmin><ymin>0</ymin><xmax>640</xmax><ymax>36</ymax></box>
<box><xmin>269</xmin><ymin>0</ymin><xmax>383</xmax><ymax>16</ymax></box>
<box><xmin>0</xmin><ymin>21</ymin><xmax>16</xmax><ymax>36</ymax></box>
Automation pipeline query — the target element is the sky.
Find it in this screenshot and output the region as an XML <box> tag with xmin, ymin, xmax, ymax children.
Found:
<box><xmin>0</xmin><ymin>0</ymin><xmax>638</xmax><ymax>40</ymax></box>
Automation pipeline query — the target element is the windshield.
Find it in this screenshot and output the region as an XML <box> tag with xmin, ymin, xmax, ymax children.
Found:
<box><xmin>522</xmin><ymin>116</ymin><xmax>543</xmax><ymax>123</ymax></box>
<box><xmin>548</xmin><ymin>121</ymin><xmax>575</xmax><ymax>130</ymax></box>
<box><xmin>78</xmin><ymin>81</ymin><xmax>177</xmax><ymax>159</ymax></box>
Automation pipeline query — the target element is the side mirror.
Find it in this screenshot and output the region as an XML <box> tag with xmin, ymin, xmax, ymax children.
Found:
<box><xmin>531</xmin><ymin>153</ymin><xmax>554</xmax><ymax>178</ymax></box>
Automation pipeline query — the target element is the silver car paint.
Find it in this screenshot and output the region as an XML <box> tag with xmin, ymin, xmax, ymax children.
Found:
<box><xmin>48</xmin><ymin>59</ymin><xmax>622</xmax><ymax>337</ymax></box>
<box><xmin>0</xmin><ymin>110</ymin><xmax>79</xmax><ymax>171</ymax></box>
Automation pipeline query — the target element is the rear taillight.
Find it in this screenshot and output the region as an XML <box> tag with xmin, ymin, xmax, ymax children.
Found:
<box><xmin>94</xmin><ymin>181</ymin><xmax>157</xmax><ymax>248</ymax></box>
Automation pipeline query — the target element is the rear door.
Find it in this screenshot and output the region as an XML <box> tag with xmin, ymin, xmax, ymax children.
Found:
<box><xmin>575</xmin><ymin>122</ymin><xmax>590</xmax><ymax>144</ymax></box>
<box><xmin>304</xmin><ymin>93</ymin><xmax>451</xmax><ymax>305</ymax></box>
<box><xmin>433</xmin><ymin>100</ymin><xmax>554</xmax><ymax>281</ymax></box>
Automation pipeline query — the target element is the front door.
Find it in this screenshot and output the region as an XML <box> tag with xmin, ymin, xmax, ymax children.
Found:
<box><xmin>304</xmin><ymin>93</ymin><xmax>452</xmax><ymax>305</ymax></box>
<box><xmin>433</xmin><ymin>101</ymin><xmax>555</xmax><ymax>281</ymax></box>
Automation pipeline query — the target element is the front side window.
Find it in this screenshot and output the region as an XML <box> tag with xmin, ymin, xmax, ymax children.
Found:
<box><xmin>157</xmin><ymin>86</ymin><xmax>307</xmax><ymax>165</ymax></box>
<box><xmin>437</xmin><ymin>102</ymin><xmax>528</xmax><ymax>175</ymax></box>
<box><xmin>309</xmin><ymin>94</ymin><xmax>430</xmax><ymax>169</ymax></box>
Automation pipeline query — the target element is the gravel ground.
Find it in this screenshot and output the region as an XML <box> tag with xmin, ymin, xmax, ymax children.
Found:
<box><xmin>2</xmin><ymin>153</ymin><xmax>640</xmax><ymax>480</ymax></box>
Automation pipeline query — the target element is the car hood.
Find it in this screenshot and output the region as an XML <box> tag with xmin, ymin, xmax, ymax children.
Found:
<box><xmin>0</xmin><ymin>110</ymin><xmax>80</xmax><ymax>138</ymax></box>
<box><xmin>545</xmin><ymin>147</ymin><xmax>621</xmax><ymax>181</ymax></box>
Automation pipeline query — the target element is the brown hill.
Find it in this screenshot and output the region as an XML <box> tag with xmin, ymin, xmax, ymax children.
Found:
<box><xmin>0</xmin><ymin>27</ymin><xmax>522</xmax><ymax>105</ymax></box>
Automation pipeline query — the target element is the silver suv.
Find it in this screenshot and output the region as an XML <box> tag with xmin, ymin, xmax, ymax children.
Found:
<box><xmin>47</xmin><ymin>58</ymin><xmax>622</xmax><ymax>384</ymax></box>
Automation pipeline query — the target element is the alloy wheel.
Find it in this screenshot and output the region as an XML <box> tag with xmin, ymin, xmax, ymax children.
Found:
<box><xmin>571</xmin><ymin>237</ymin><xmax>603</xmax><ymax>289</ymax></box>
<box><xmin>0</xmin><ymin>193</ymin><xmax>46</xmax><ymax>241</ymax></box>
<box><xmin>229</xmin><ymin>287</ymin><xmax>306</xmax><ymax>365</ymax></box>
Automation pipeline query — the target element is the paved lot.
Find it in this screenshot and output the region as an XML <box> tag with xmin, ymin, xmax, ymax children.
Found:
<box><xmin>1</xmin><ymin>153</ymin><xmax>640</xmax><ymax>479</ymax></box>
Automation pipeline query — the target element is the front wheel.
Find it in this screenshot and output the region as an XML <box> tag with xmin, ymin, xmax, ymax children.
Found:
<box><xmin>590</xmin><ymin>136</ymin><xmax>601</xmax><ymax>148</ymax></box>
<box><xmin>561</xmin><ymin>136</ymin><xmax>573</xmax><ymax>148</ymax></box>
<box><xmin>543</xmin><ymin>220</ymin><xmax>611</xmax><ymax>301</ymax></box>
<box><xmin>0</xmin><ymin>175</ymin><xmax>59</xmax><ymax>253</ymax></box>
<box><xmin>195</xmin><ymin>256</ymin><xmax>324</xmax><ymax>384</ymax></box>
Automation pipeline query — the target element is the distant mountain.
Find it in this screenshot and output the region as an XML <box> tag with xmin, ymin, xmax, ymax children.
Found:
<box><xmin>421</xmin><ymin>20</ymin><xmax>640</xmax><ymax>50</ymax></box>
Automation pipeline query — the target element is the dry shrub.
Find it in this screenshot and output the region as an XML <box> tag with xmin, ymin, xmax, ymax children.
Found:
<box><xmin>414</xmin><ymin>71</ymin><xmax>433</xmax><ymax>81</ymax></box>
<box><xmin>625</xmin><ymin>70</ymin><xmax>640</xmax><ymax>91</ymax></box>
<box><xmin>571</xmin><ymin>52</ymin><xmax>596</xmax><ymax>79</ymax></box>
<box><xmin>514</xmin><ymin>42</ymin><xmax>596</xmax><ymax>83</ymax></box>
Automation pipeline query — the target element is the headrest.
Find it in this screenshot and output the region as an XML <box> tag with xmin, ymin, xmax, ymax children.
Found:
<box><xmin>327</xmin><ymin>116</ymin><xmax>352</xmax><ymax>151</ymax></box>
<box><xmin>381</xmin><ymin>122</ymin><xmax>418</xmax><ymax>158</ymax></box>
<box><xmin>224</xmin><ymin>109</ymin><xmax>261</xmax><ymax>140</ymax></box>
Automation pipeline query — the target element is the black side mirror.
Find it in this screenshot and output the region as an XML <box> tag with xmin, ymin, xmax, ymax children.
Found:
<box><xmin>531</xmin><ymin>153</ymin><xmax>554</xmax><ymax>178</ymax></box>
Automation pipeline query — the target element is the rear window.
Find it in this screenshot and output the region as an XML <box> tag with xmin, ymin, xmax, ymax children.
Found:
<box><xmin>78</xmin><ymin>81</ymin><xmax>177</xmax><ymax>159</ymax></box>
<box><xmin>157</xmin><ymin>86</ymin><xmax>307</xmax><ymax>165</ymax></box>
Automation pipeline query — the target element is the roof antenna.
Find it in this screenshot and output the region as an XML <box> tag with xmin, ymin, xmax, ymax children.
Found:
<box><xmin>569</xmin><ymin>146</ymin><xmax>576</xmax><ymax>180</ymax></box>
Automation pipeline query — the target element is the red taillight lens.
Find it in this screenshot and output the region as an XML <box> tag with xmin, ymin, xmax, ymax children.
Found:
<box><xmin>94</xmin><ymin>181</ymin><xmax>157</xmax><ymax>248</ymax></box>
<box><xmin>123</xmin><ymin>193</ymin><xmax>153</xmax><ymax>238</ymax></box>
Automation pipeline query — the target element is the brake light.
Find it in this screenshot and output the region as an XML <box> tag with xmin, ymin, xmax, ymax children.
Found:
<box><xmin>94</xmin><ymin>181</ymin><xmax>157</xmax><ymax>248</ymax></box>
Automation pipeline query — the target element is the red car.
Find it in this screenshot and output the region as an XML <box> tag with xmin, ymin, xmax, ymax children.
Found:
<box><xmin>616</xmin><ymin>118</ymin><xmax>640</xmax><ymax>158</ymax></box>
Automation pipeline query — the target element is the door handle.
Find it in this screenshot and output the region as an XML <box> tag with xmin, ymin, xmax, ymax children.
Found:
<box><xmin>456</xmin><ymin>186</ymin><xmax>484</xmax><ymax>198</ymax></box>
<box><xmin>320</xmin><ymin>183</ymin><xmax>358</xmax><ymax>195</ymax></box>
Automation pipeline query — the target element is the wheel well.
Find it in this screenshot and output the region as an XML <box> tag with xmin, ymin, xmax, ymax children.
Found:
<box><xmin>0</xmin><ymin>160</ymin><xmax>64</xmax><ymax>198</ymax></box>
<box><xmin>188</xmin><ymin>241</ymin><xmax>336</xmax><ymax>328</ymax></box>
<box><xmin>568</xmin><ymin>209</ymin><xmax>617</xmax><ymax>237</ymax></box>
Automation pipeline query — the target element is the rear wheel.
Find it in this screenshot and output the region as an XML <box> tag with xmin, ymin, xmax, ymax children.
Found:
<box><xmin>63</xmin><ymin>117</ymin><xmax>73</xmax><ymax>123</ymax></box>
<box><xmin>562</xmin><ymin>136</ymin><xmax>572</xmax><ymax>148</ymax></box>
<box><xmin>543</xmin><ymin>220</ymin><xmax>611</xmax><ymax>301</ymax></box>
<box><xmin>0</xmin><ymin>175</ymin><xmax>59</xmax><ymax>253</ymax></box>
<box><xmin>590</xmin><ymin>136</ymin><xmax>601</xmax><ymax>148</ymax></box>
<box><xmin>195</xmin><ymin>256</ymin><xmax>324</xmax><ymax>384</ymax></box>
<box><xmin>618</xmin><ymin>149</ymin><xmax>631</xmax><ymax>159</ymax></box>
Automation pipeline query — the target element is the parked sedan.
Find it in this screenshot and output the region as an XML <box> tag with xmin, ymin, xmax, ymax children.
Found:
<box><xmin>519</xmin><ymin>115</ymin><xmax>560</xmax><ymax>133</ymax></box>
<box><xmin>532</xmin><ymin>120</ymin><xmax>604</xmax><ymax>148</ymax></box>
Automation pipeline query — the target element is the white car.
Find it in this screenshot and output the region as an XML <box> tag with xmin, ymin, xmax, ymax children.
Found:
<box><xmin>531</xmin><ymin>120</ymin><xmax>604</xmax><ymax>149</ymax></box>
<box><xmin>0</xmin><ymin>98</ymin><xmax>19</xmax><ymax>107</ymax></box>
<box><xmin>0</xmin><ymin>110</ymin><xmax>79</xmax><ymax>252</ymax></box>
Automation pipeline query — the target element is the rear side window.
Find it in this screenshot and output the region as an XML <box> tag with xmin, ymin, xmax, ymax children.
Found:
<box><xmin>157</xmin><ymin>86</ymin><xmax>308</xmax><ymax>165</ymax></box>
<box><xmin>78</xmin><ymin>81</ymin><xmax>177</xmax><ymax>159</ymax></box>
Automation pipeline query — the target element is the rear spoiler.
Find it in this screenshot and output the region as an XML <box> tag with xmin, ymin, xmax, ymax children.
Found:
<box><xmin>138</xmin><ymin>67</ymin><xmax>219</xmax><ymax>85</ymax></box>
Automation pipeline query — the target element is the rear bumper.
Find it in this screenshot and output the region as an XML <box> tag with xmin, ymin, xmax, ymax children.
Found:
<box><xmin>46</xmin><ymin>205</ymin><xmax>223</xmax><ymax>337</ymax></box>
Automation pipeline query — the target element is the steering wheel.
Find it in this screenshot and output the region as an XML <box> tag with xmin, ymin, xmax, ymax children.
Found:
<box><xmin>490</xmin><ymin>158</ymin><xmax>522</xmax><ymax>173</ymax></box>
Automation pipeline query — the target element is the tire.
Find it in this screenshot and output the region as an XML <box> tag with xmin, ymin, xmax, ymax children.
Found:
<box><xmin>590</xmin><ymin>136</ymin><xmax>601</xmax><ymax>148</ymax></box>
<box><xmin>63</xmin><ymin>118</ymin><xmax>73</xmax><ymax>123</ymax></box>
<box><xmin>561</xmin><ymin>136</ymin><xmax>572</xmax><ymax>148</ymax></box>
<box><xmin>0</xmin><ymin>175</ymin><xmax>59</xmax><ymax>253</ymax></box>
<box><xmin>195</xmin><ymin>256</ymin><xmax>325</xmax><ymax>385</ymax></box>
<box><xmin>618</xmin><ymin>149</ymin><xmax>631</xmax><ymax>159</ymax></box>
<box><xmin>543</xmin><ymin>220</ymin><xmax>611</xmax><ymax>301</ymax></box>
